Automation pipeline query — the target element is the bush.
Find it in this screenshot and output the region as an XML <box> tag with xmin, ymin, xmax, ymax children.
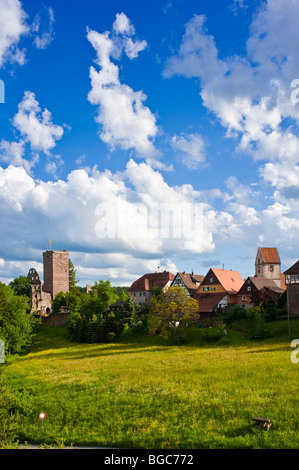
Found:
<box><xmin>106</xmin><ymin>332</ymin><xmax>116</xmax><ymax>342</ymax></box>
<box><xmin>221</xmin><ymin>305</ymin><xmax>247</xmax><ymax>324</ymax></box>
<box><xmin>0</xmin><ymin>282</ymin><xmax>41</xmax><ymax>355</ymax></box>
<box><xmin>203</xmin><ymin>325</ymin><xmax>228</xmax><ymax>342</ymax></box>
<box><xmin>247</xmin><ymin>306</ymin><xmax>272</xmax><ymax>339</ymax></box>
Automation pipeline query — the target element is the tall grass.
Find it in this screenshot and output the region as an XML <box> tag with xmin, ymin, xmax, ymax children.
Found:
<box><xmin>2</xmin><ymin>320</ymin><xmax>299</xmax><ymax>449</ymax></box>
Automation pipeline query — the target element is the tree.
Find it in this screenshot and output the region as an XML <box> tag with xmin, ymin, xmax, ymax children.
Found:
<box><xmin>246</xmin><ymin>305</ymin><xmax>271</xmax><ymax>339</ymax></box>
<box><xmin>116</xmin><ymin>294</ymin><xmax>136</xmax><ymax>336</ymax></box>
<box><xmin>250</xmin><ymin>287</ymin><xmax>278</xmax><ymax>307</ymax></box>
<box><xmin>91</xmin><ymin>280</ymin><xmax>119</xmax><ymax>313</ymax></box>
<box><xmin>52</xmin><ymin>291</ymin><xmax>81</xmax><ymax>315</ymax></box>
<box><xmin>221</xmin><ymin>304</ymin><xmax>247</xmax><ymax>324</ymax></box>
<box><xmin>69</xmin><ymin>258</ymin><xmax>79</xmax><ymax>293</ymax></box>
<box><xmin>0</xmin><ymin>282</ymin><xmax>40</xmax><ymax>354</ymax></box>
<box><xmin>148</xmin><ymin>286</ymin><xmax>199</xmax><ymax>344</ymax></box>
<box><xmin>9</xmin><ymin>276</ymin><xmax>31</xmax><ymax>299</ymax></box>
<box><xmin>251</xmin><ymin>287</ymin><xmax>285</xmax><ymax>321</ymax></box>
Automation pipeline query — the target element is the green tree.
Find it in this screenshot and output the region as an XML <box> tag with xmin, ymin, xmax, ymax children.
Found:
<box><xmin>148</xmin><ymin>286</ymin><xmax>199</xmax><ymax>344</ymax></box>
<box><xmin>221</xmin><ymin>304</ymin><xmax>247</xmax><ymax>324</ymax></box>
<box><xmin>52</xmin><ymin>291</ymin><xmax>81</xmax><ymax>315</ymax></box>
<box><xmin>246</xmin><ymin>305</ymin><xmax>271</xmax><ymax>339</ymax></box>
<box><xmin>69</xmin><ymin>258</ymin><xmax>80</xmax><ymax>293</ymax></box>
<box><xmin>0</xmin><ymin>282</ymin><xmax>40</xmax><ymax>354</ymax></box>
<box><xmin>116</xmin><ymin>294</ymin><xmax>136</xmax><ymax>336</ymax></box>
<box><xmin>9</xmin><ymin>276</ymin><xmax>31</xmax><ymax>299</ymax></box>
<box><xmin>92</xmin><ymin>280</ymin><xmax>119</xmax><ymax>313</ymax></box>
<box><xmin>118</xmin><ymin>294</ymin><xmax>136</xmax><ymax>326</ymax></box>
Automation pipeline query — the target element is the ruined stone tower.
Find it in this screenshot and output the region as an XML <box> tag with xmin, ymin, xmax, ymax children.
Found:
<box><xmin>43</xmin><ymin>250</ymin><xmax>69</xmax><ymax>300</ymax></box>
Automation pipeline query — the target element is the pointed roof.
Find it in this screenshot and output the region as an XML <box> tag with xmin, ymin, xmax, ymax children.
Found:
<box><xmin>241</xmin><ymin>276</ymin><xmax>285</xmax><ymax>294</ymax></box>
<box><xmin>257</xmin><ymin>247</ymin><xmax>280</xmax><ymax>264</ymax></box>
<box><xmin>209</xmin><ymin>268</ymin><xmax>244</xmax><ymax>294</ymax></box>
<box><xmin>193</xmin><ymin>292</ymin><xmax>227</xmax><ymax>313</ymax></box>
<box><xmin>173</xmin><ymin>272</ymin><xmax>204</xmax><ymax>294</ymax></box>
<box><xmin>284</xmin><ymin>260</ymin><xmax>299</xmax><ymax>275</ymax></box>
<box><xmin>129</xmin><ymin>271</ymin><xmax>175</xmax><ymax>292</ymax></box>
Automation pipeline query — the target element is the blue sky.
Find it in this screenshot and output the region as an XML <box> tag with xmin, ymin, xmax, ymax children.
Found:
<box><xmin>0</xmin><ymin>0</ymin><xmax>299</xmax><ymax>286</ymax></box>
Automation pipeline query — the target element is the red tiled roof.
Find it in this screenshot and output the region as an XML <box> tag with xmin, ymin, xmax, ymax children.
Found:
<box><xmin>193</xmin><ymin>292</ymin><xmax>227</xmax><ymax>313</ymax></box>
<box><xmin>210</xmin><ymin>268</ymin><xmax>244</xmax><ymax>294</ymax></box>
<box><xmin>129</xmin><ymin>271</ymin><xmax>175</xmax><ymax>292</ymax></box>
<box><xmin>259</xmin><ymin>248</ymin><xmax>280</xmax><ymax>264</ymax></box>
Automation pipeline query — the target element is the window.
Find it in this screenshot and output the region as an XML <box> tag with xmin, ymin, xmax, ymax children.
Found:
<box><xmin>242</xmin><ymin>296</ymin><xmax>246</xmax><ymax>301</ymax></box>
<box><xmin>211</xmin><ymin>287</ymin><xmax>216</xmax><ymax>291</ymax></box>
<box><xmin>209</xmin><ymin>278</ymin><xmax>214</xmax><ymax>283</ymax></box>
<box><xmin>203</xmin><ymin>287</ymin><xmax>209</xmax><ymax>292</ymax></box>
<box><xmin>247</xmin><ymin>286</ymin><xmax>251</xmax><ymax>291</ymax></box>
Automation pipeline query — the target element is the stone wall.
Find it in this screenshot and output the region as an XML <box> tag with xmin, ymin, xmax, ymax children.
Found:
<box><xmin>42</xmin><ymin>312</ymin><xmax>69</xmax><ymax>327</ymax></box>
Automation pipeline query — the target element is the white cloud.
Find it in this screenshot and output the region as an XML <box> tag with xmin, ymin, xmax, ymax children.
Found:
<box><xmin>32</xmin><ymin>6</ymin><xmax>55</xmax><ymax>50</ymax></box>
<box><xmin>1</xmin><ymin>159</ymin><xmax>299</xmax><ymax>284</ymax></box>
<box><xmin>0</xmin><ymin>160</ymin><xmax>220</xmax><ymax>284</ymax></box>
<box><xmin>12</xmin><ymin>91</ymin><xmax>64</xmax><ymax>154</ymax></box>
<box><xmin>113</xmin><ymin>12</ymin><xmax>135</xmax><ymax>36</ymax></box>
<box><xmin>87</xmin><ymin>14</ymin><xmax>159</xmax><ymax>158</ymax></box>
<box><xmin>164</xmin><ymin>2</ymin><xmax>299</xmax><ymax>178</ymax></box>
<box><xmin>0</xmin><ymin>0</ymin><xmax>29</xmax><ymax>67</ymax></box>
<box><xmin>171</xmin><ymin>133</ymin><xmax>206</xmax><ymax>169</ymax></box>
<box><xmin>0</xmin><ymin>139</ymin><xmax>38</xmax><ymax>174</ymax></box>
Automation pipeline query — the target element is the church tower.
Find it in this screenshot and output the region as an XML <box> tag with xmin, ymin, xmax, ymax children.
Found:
<box><xmin>43</xmin><ymin>250</ymin><xmax>69</xmax><ymax>300</ymax></box>
<box><xmin>255</xmin><ymin>247</ymin><xmax>281</xmax><ymax>286</ymax></box>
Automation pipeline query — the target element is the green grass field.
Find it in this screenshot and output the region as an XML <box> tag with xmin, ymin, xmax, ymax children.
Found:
<box><xmin>2</xmin><ymin>319</ymin><xmax>299</xmax><ymax>449</ymax></box>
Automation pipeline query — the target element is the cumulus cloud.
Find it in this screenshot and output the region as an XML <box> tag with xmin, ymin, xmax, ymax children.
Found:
<box><xmin>0</xmin><ymin>160</ymin><xmax>222</xmax><ymax>284</ymax></box>
<box><xmin>0</xmin><ymin>140</ymin><xmax>38</xmax><ymax>174</ymax></box>
<box><xmin>171</xmin><ymin>133</ymin><xmax>206</xmax><ymax>169</ymax></box>
<box><xmin>87</xmin><ymin>13</ymin><xmax>159</xmax><ymax>158</ymax></box>
<box><xmin>0</xmin><ymin>0</ymin><xmax>29</xmax><ymax>67</ymax></box>
<box><xmin>1</xmin><ymin>158</ymin><xmax>298</xmax><ymax>284</ymax></box>
<box><xmin>164</xmin><ymin>1</ymin><xmax>299</xmax><ymax>185</ymax></box>
<box><xmin>0</xmin><ymin>92</ymin><xmax>65</xmax><ymax>176</ymax></box>
<box><xmin>12</xmin><ymin>91</ymin><xmax>64</xmax><ymax>154</ymax></box>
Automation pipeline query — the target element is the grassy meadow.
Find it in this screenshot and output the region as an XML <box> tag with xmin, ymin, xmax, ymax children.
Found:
<box><xmin>2</xmin><ymin>319</ymin><xmax>299</xmax><ymax>449</ymax></box>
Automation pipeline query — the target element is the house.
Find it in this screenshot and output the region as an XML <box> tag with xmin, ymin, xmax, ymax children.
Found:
<box><xmin>192</xmin><ymin>268</ymin><xmax>244</xmax><ymax>322</ymax></box>
<box><xmin>194</xmin><ymin>268</ymin><xmax>245</xmax><ymax>306</ymax></box>
<box><xmin>171</xmin><ymin>271</ymin><xmax>204</xmax><ymax>296</ymax></box>
<box><xmin>192</xmin><ymin>292</ymin><xmax>228</xmax><ymax>323</ymax></box>
<box><xmin>284</xmin><ymin>260</ymin><xmax>299</xmax><ymax>315</ymax></box>
<box><xmin>236</xmin><ymin>276</ymin><xmax>285</xmax><ymax>308</ymax></box>
<box><xmin>109</xmin><ymin>300</ymin><xmax>125</xmax><ymax>313</ymax></box>
<box><xmin>128</xmin><ymin>271</ymin><xmax>175</xmax><ymax>305</ymax></box>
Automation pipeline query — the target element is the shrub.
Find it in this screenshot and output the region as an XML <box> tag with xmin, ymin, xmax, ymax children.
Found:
<box><xmin>246</xmin><ymin>305</ymin><xmax>272</xmax><ymax>339</ymax></box>
<box><xmin>203</xmin><ymin>325</ymin><xmax>228</xmax><ymax>342</ymax></box>
<box><xmin>221</xmin><ymin>305</ymin><xmax>247</xmax><ymax>324</ymax></box>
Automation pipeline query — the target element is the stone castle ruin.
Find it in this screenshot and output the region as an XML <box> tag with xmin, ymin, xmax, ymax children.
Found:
<box><xmin>27</xmin><ymin>250</ymin><xmax>69</xmax><ymax>315</ymax></box>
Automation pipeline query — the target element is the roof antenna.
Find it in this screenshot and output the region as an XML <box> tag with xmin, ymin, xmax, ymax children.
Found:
<box><xmin>222</xmin><ymin>263</ymin><xmax>224</xmax><ymax>270</ymax></box>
